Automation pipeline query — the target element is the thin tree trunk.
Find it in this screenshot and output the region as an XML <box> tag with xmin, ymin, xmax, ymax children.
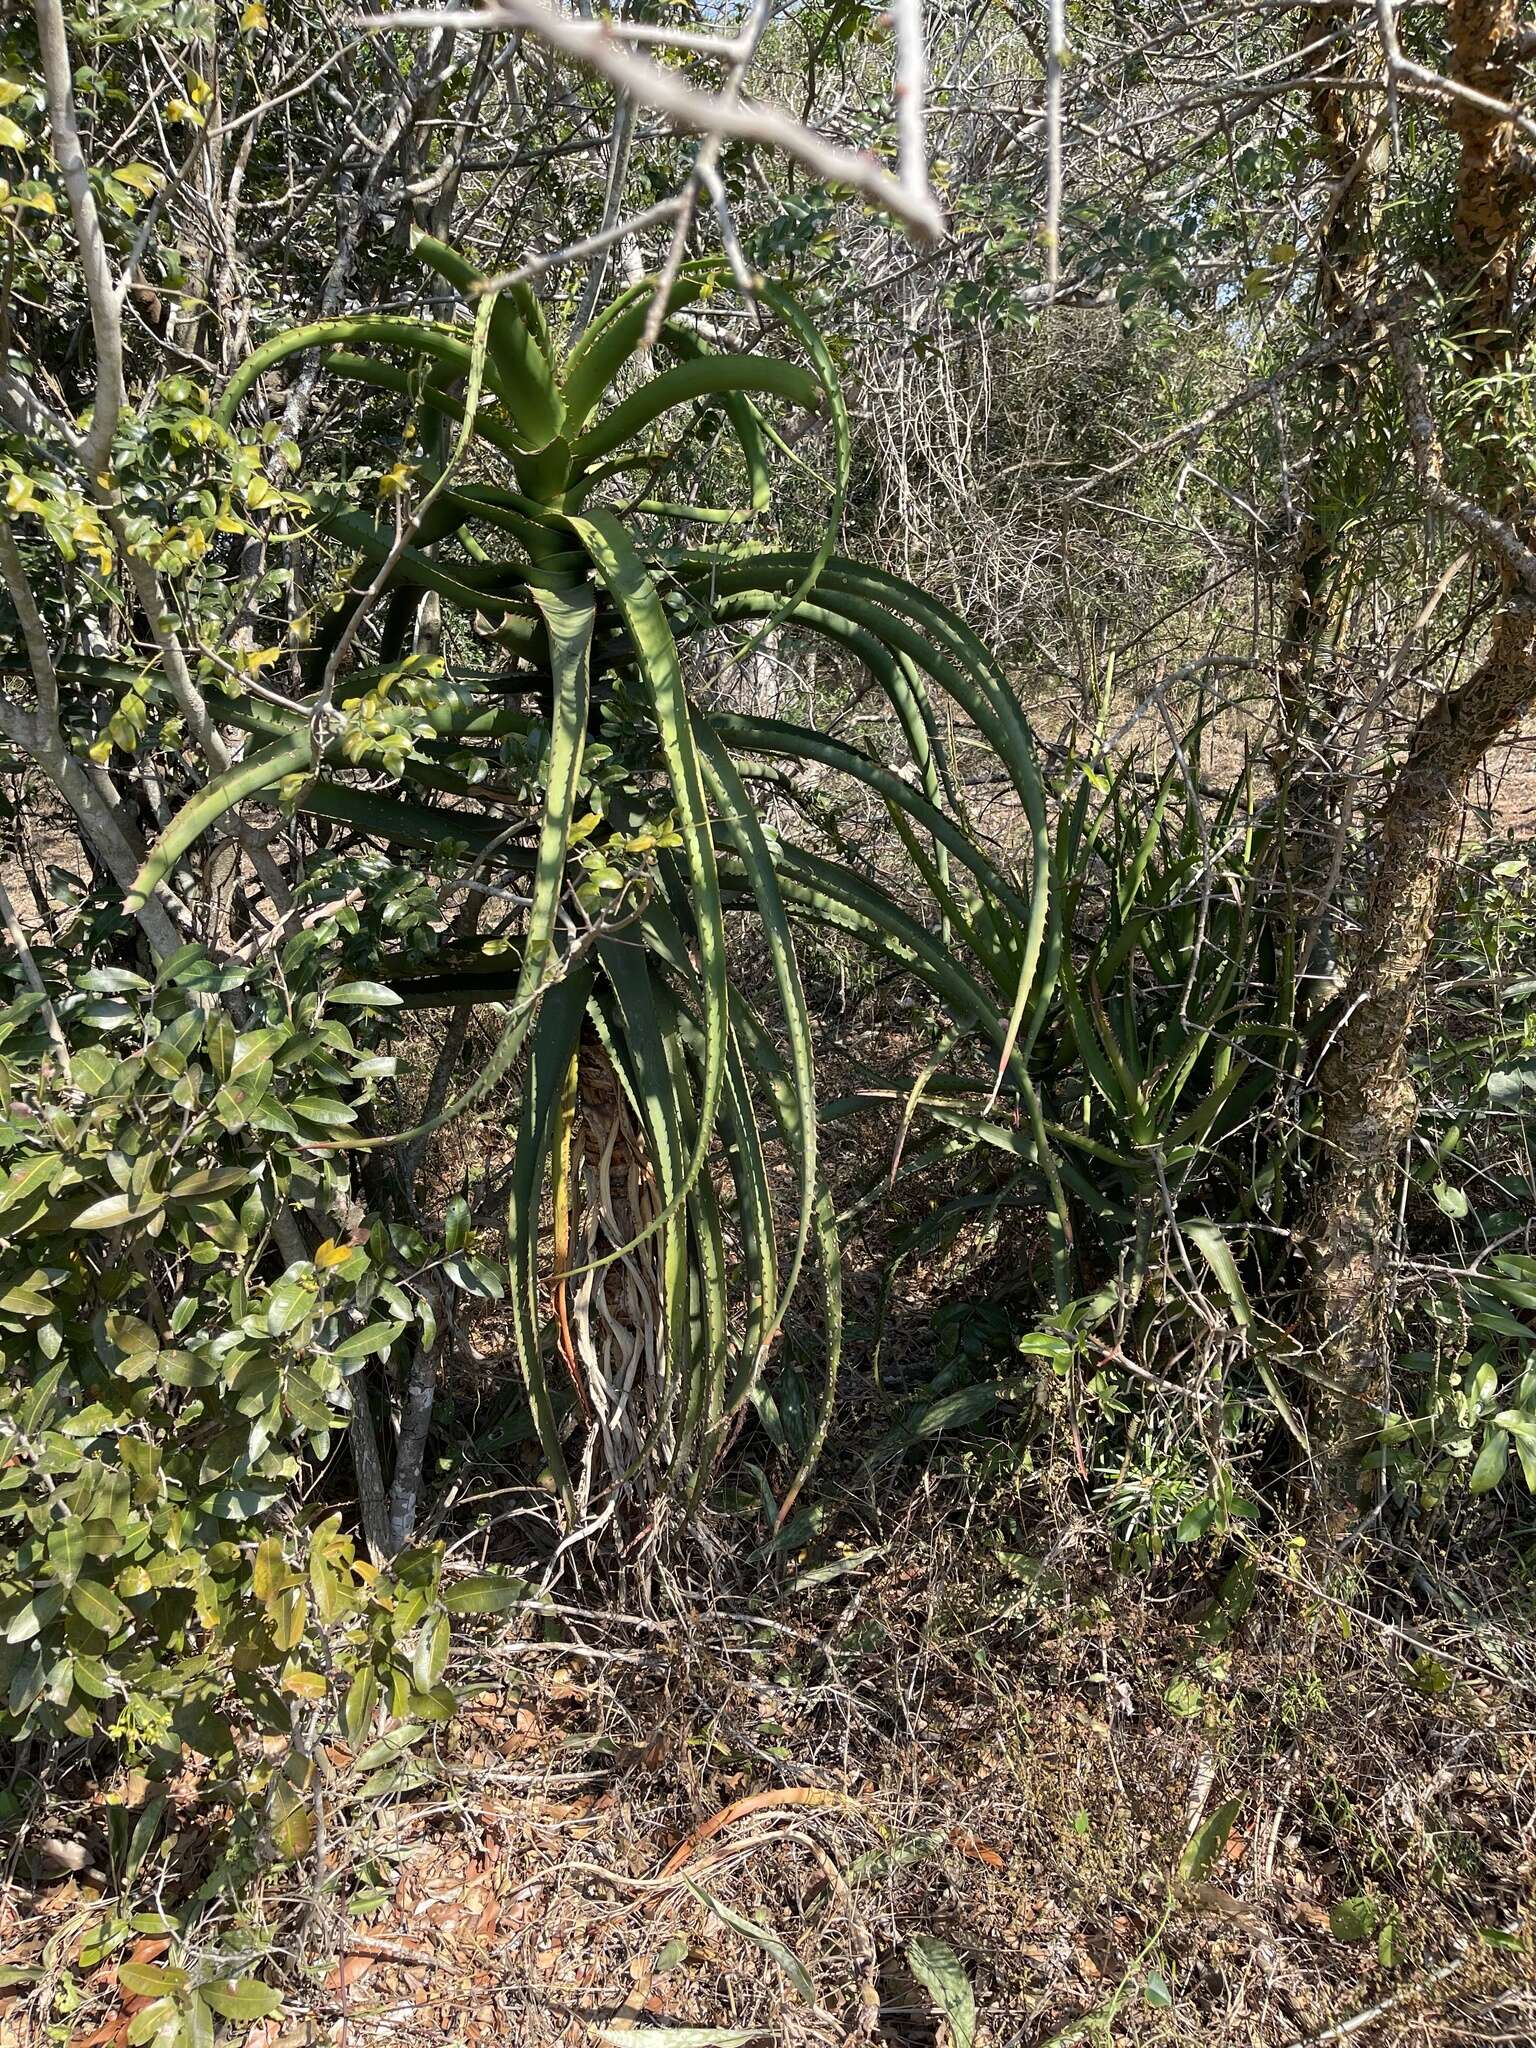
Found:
<box><xmin>1304</xmin><ymin>611</ymin><xmax>1535</xmax><ymax>1487</ymax></box>
<box><xmin>387</xmin><ymin>1285</ymin><xmax>445</xmax><ymax>1555</ymax></box>
<box><xmin>1274</xmin><ymin>6</ymin><xmax>1378</xmax><ymax>1010</ymax></box>
<box><xmin>1299</xmin><ymin>0</ymin><xmax>1536</xmax><ymax>1505</ymax></box>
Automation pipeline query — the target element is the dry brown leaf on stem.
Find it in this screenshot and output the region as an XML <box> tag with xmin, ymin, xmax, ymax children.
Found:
<box><xmin>659</xmin><ymin>1787</ymin><xmax>864</xmax><ymax>1877</ymax></box>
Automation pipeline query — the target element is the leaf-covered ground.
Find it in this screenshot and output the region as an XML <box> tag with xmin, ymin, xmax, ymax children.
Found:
<box><xmin>8</xmin><ymin>1502</ymin><xmax>1532</xmax><ymax>2048</ymax></box>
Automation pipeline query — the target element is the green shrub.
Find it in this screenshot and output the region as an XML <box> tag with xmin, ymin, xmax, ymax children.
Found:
<box><xmin>0</xmin><ymin>934</ymin><xmax>450</xmax><ymax>1782</ymax></box>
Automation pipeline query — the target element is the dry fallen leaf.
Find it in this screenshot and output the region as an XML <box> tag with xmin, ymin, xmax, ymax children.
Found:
<box><xmin>948</xmin><ymin>1828</ymin><xmax>1007</xmax><ymax>1871</ymax></box>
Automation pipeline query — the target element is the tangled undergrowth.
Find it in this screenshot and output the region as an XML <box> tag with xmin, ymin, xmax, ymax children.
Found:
<box><xmin>5</xmin><ymin>1444</ymin><xmax>1533</xmax><ymax>2048</ymax></box>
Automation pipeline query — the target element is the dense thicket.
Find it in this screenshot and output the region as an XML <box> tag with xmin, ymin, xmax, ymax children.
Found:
<box><xmin>2</xmin><ymin>0</ymin><xmax>1536</xmax><ymax>2030</ymax></box>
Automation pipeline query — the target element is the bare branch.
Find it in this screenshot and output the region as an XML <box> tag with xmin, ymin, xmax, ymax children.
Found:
<box><xmin>1043</xmin><ymin>0</ymin><xmax>1066</xmax><ymax>296</ymax></box>
<box><xmin>0</xmin><ymin>523</ymin><xmax>184</xmax><ymax>954</ymax></box>
<box><xmin>115</xmin><ymin>547</ymin><xmax>234</xmax><ymax>775</ymax></box>
<box><xmin>0</xmin><ymin>520</ymin><xmax>60</xmax><ymax>736</ymax></box>
<box><xmin>893</xmin><ymin>0</ymin><xmax>938</xmax><ymax>235</ymax></box>
<box><xmin>0</xmin><ymin>878</ymin><xmax>70</xmax><ymax>1078</ymax></box>
<box><xmin>363</xmin><ymin>1</ymin><xmax>946</xmax><ymax>241</ymax></box>
<box><xmin>640</xmin><ymin>0</ymin><xmax>775</xmax><ymax>346</ymax></box>
<box><xmin>33</xmin><ymin>0</ymin><xmax>125</xmax><ymax>477</ymax></box>
<box><xmin>1373</xmin><ymin>0</ymin><xmax>1401</xmax><ymax>151</ymax></box>
<box><xmin>479</xmin><ymin>195</ymin><xmax>687</xmax><ymax>295</ymax></box>
<box><xmin>1058</xmin><ymin>317</ymin><xmax>1377</xmax><ymax>504</ymax></box>
<box><xmin>572</xmin><ymin>94</ymin><xmax>639</xmax><ymax>336</ymax></box>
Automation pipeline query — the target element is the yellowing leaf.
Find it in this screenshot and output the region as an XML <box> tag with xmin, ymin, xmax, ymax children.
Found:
<box><xmin>270</xmin><ymin>1584</ymin><xmax>308</xmax><ymax>1651</ymax></box>
<box><xmin>0</xmin><ymin>81</ymin><xmax>26</xmax><ymax>107</ymax></box>
<box><xmin>251</xmin><ymin>1535</ymin><xmax>288</xmax><ymax>1605</ymax></box>
<box><xmin>0</xmin><ymin>114</ymin><xmax>27</xmax><ymax>152</ymax></box>
<box><xmin>240</xmin><ymin>0</ymin><xmax>270</xmax><ymax>28</ymax></box>
<box><xmin>269</xmin><ymin>1774</ymin><xmax>314</xmax><ymax>1861</ymax></box>
<box><xmin>111</xmin><ymin>162</ymin><xmax>163</xmax><ymax>196</ymax></box>
<box><xmin>236</xmin><ymin>645</ymin><xmax>284</xmax><ymax>673</ymax></box>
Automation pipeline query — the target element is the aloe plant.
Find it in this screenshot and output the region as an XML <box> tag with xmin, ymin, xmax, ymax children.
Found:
<box><xmin>826</xmin><ymin>733</ymin><xmax>1299</xmax><ymax>1338</ymax></box>
<box><xmin>127</xmin><ymin>239</ymin><xmax>1062</xmax><ymax>1530</ymax></box>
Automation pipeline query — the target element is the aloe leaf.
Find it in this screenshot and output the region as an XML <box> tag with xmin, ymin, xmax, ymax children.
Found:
<box><xmin>712</xmin><ymin>711</ymin><xmax>1032</xmax><ymax>936</ymax></box>
<box><xmin>752</xmin><ymin>278</ymin><xmax>851</xmax><ymax>608</ymax></box>
<box><xmin>732</xmin><ymin>999</ymin><xmax>842</xmax><ymax>1523</ymax></box>
<box><xmin>657</xmin><ymin>326</ymin><xmax>773</xmax><ymax>513</ymax></box>
<box><xmin>567</xmin><ymin>509</ymin><xmax>728</xmax><ymax>1216</ymax></box>
<box><xmin>506</xmin><ymin>971</ymin><xmax>590</xmax><ymax>1510</ymax></box>
<box><xmin>560</xmin><ymin>266</ymin><xmax>717</xmax><ymax>428</ymax></box>
<box><xmin>126</xmin><ymin>733</ymin><xmax>313</xmax><ymax>910</ymax></box>
<box><xmin>568</xmin><ymin>356</ymin><xmax>821</xmax><ymax>476</ymax></box>
<box><xmin>410</xmin><ymin>231</ymin><xmax>565</xmax><ymax>447</ymax></box>
<box><xmin>218</xmin><ymin>316</ymin><xmax>517</xmax><ymax>427</ymax></box>
<box><xmin>696</xmin><ymin>728</ymin><xmax>816</xmax><ymax>1365</ymax></box>
<box><xmin>719</xmin><ymin>1029</ymin><xmax>780</xmax><ymax>1387</ymax></box>
<box><xmin>311</xmin><ymin>505</ymin><xmax>533</xmax><ymax>619</ymax></box>
<box><xmin>329</xmin><ymin>579</ymin><xmax>595</xmax><ymax>1154</ymax></box>
<box><xmin>319</xmin><ymin>351</ymin><xmax>555</xmax><ymax>497</ymax></box>
<box><xmin>593</xmin><ymin>939</ymin><xmax>693</xmax><ymax>1474</ymax></box>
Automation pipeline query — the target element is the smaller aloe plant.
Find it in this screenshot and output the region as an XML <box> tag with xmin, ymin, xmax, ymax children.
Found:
<box><xmin>126</xmin><ymin>239</ymin><xmax>1060</xmax><ymax>1536</ymax></box>
<box><xmin>821</xmin><ymin>728</ymin><xmax>1299</xmax><ymax>1337</ymax></box>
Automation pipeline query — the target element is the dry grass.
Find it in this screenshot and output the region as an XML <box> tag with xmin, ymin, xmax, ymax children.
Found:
<box><xmin>9</xmin><ymin>1475</ymin><xmax>1531</xmax><ymax>2048</ymax></box>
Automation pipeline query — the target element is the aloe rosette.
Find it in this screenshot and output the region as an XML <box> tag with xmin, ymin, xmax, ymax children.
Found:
<box><xmin>127</xmin><ymin>240</ymin><xmax>1064</xmax><ymax>1523</ymax></box>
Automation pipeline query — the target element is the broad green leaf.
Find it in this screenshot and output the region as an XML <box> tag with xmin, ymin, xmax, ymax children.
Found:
<box><xmin>906</xmin><ymin>1935</ymin><xmax>976</xmax><ymax>2048</ymax></box>
<box><xmin>118</xmin><ymin>1962</ymin><xmax>188</xmax><ymax>1997</ymax></box>
<box><xmin>413</xmin><ymin>1611</ymin><xmax>450</xmax><ymax>1690</ymax></box>
<box><xmin>266</xmin><ymin>1273</ymin><xmax>316</xmax><ymax>1336</ymax></box>
<box><xmin>344</xmin><ymin>1663</ymin><xmax>378</xmax><ymax>1747</ymax></box>
<box><xmin>5</xmin><ymin>1585</ymin><xmax>65</xmax><ymax>1644</ymax></box>
<box><xmin>1329</xmin><ymin>1896</ymin><xmax>1378</xmax><ymax>1942</ymax></box>
<box><xmin>328</xmin><ymin>981</ymin><xmax>403</xmax><ymax>1007</ymax></box>
<box><xmin>68</xmin><ymin>1189</ymin><xmax>164</xmax><ymax>1231</ymax></box>
<box><xmin>71</xmin><ymin>1578</ymin><xmax>130</xmax><ymax>1635</ymax></box>
<box><xmin>909</xmin><ymin>1385</ymin><xmax>1000</xmax><ymax>1438</ymax></box>
<box><xmin>331</xmin><ymin>1319</ymin><xmax>405</xmax><ymax>1362</ymax></box>
<box><xmin>125</xmin><ymin>1998</ymin><xmax>174</xmax><ymax>2046</ymax></box>
<box><xmin>1178</xmin><ymin>1797</ymin><xmax>1243</xmax><ymax>1885</ymax></box>
<box><xmin>442</xmin><ymin>1572</ymin><xmax>539</xmax><ymax>1614</ymax></box>
<box><xmin>1469</xmin><ymin>1427</ymin><xmax>1509</xmax><ymax>1494</ymax></box>
<box><xmin>269</xmin><ymin>1774</ymin><xmax>314</xmax><ymax>1861</ymax></box>
<box><xmin>199</xmin><ymin>1981</ymin><xmax>283</xmax><ymax>2023</ymax></box>
<box><xmin>353</xmin><ymin>1722</ymin><xmax>428</xmax><ymax>1773</ymax></box>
